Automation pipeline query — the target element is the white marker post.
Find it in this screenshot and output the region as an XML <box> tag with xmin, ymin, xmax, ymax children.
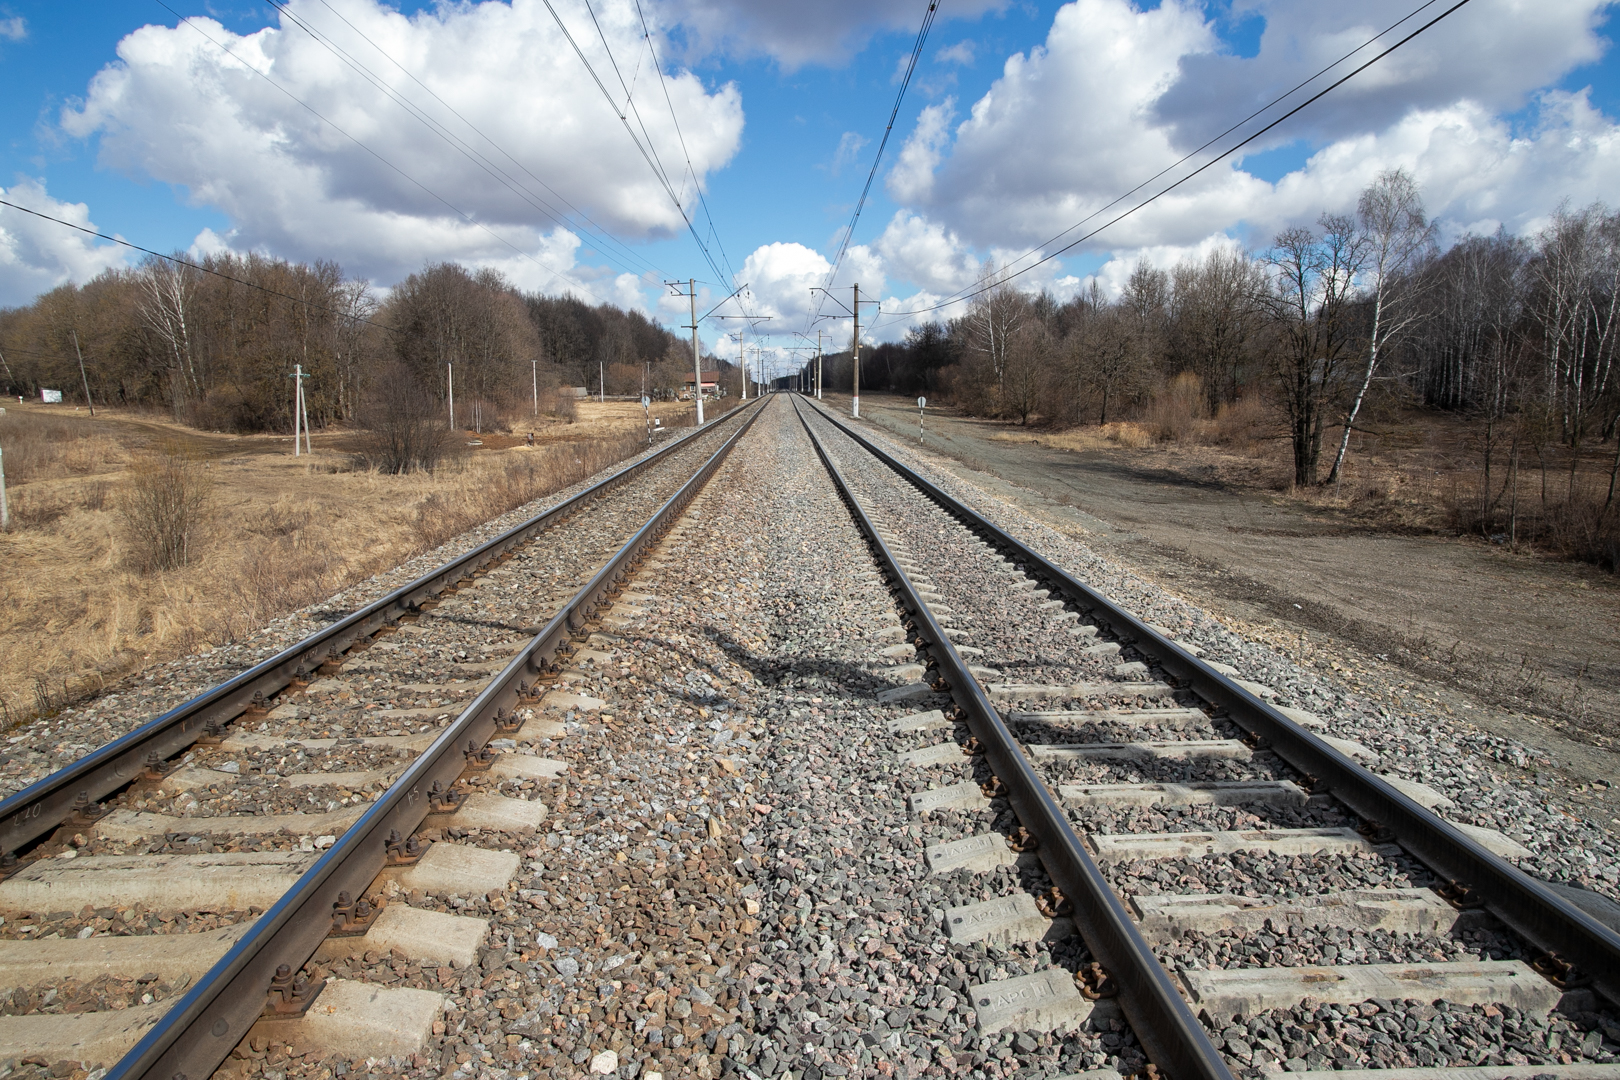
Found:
<box><xmin>918</xmin><ymin>396</ymin><xmax>927</xmax><ymax>444</ymax></box>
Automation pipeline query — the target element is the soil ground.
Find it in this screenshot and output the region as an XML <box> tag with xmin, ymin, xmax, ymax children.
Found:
<box><xmin>837</xmin><ymin>392</ymin><xmax>1620</xmax><ymax>828</ymax></box>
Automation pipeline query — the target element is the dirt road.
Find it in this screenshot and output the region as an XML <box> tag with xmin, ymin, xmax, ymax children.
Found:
<box><xmin>838</xmin><ymin>393</ymin><xmax>1620</xmax><ymax>820</ymax></box>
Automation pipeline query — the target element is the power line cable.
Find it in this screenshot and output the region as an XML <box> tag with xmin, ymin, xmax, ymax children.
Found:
<box><xmin>879</xmin><ymin>0</ymin><xmax>1477</xmax><ymax>319</ymax></box>
<box><xmin>0</xmin><ymin>196</ymin><xmax>398</xmax><ymax>332</ymax></box>
<box><xmin>632</xmin><ymin>0</ymin><xmax>738</xmax><ymax>286</ymax></box>
<box><xmin>300</xmin><ymin>0</ymin><xmax>672</xmax><ymax>283</ymax></box>
<box><xmin>883</xmin><ymin>0</ymin><xmax>1450</xmax><ymax>321</ymax></box>
<box><xmin>265</xmin><ymin>0</ymin><xmax>665</xmax><ymax>285</ymax></box>
<box><xmin>153</xmin><ymin>0</ymin><xmax>616</xmax><ymax>304</ymax></box>
<box><xmin>539</xmin><ymin>0</ymin><xmax>732</xmax><ymax>288</ymax></box>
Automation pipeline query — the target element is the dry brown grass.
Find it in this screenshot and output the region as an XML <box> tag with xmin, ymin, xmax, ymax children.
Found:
<box><xmin>0</xmin><ymin>403</ymin><xmax>675</xmax><ymax>724</ymax></box>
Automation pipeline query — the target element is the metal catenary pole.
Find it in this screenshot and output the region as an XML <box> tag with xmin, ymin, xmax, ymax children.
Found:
<box><xmin>689</xmin><ymin>280</ymin><xmax>704</xmax><ymax>426</ymax></box>
<box><xmin>0</xmin><ymin>444</ymin><xmax>8</xmax><ymax>531</ymax></box>
<box><xmin>852</xmin><ymin>282</ymin><xmax>860</xmax><ymax>419</ymax></box>
<box><xmin>448</xmin><ymin>362</ymin><xmax>455</xmax><ymax>430</ymax></box>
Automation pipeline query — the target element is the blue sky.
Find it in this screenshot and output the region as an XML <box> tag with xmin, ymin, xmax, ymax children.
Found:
<box><xmin>3</xmin><ymin>0</ymin><xmax>1620</xmax><ymax>367</ymax></box>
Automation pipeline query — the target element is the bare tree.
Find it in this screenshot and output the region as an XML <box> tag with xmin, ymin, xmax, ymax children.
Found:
<box><xmin>1527</xmin><ymin>203</ymin><xmax>1620</xmax><ymax>450</ymax></box>
<box><xmin>964</xmin><ymin>262</ymin><xmax>1027</xmax><ymax>400</ymax></box>
<box><xmin>1259</xmin><ymin>215</ymin><xmax>1369</xmax><ymax>486</ymax></box>
<box><xmin>358</xmin><ymin>359</ymin><xmax>457</xmax><ymax>473</ymax></box>
<box><xmin>1002</xmin><ymin>323</ymin><xmax>1051</xmax><ymax>424</ymax></box>
<box><xmin>138</xmin><ymin>257</ymin><xmax>203</xmax><ymax>418</ymax></box>
<box><xmin>1067</xmin><ymin>282</ymin><xmax>1146</xmax><ymax>424</ymax></box>
<box><xmin>1168</xmin><ymin>246</ymin><xmax>1267</xmax><ymax>409</ymax></box>
<box><xmin>1328</xmin><ymin>169</ymin><xmax>1438</xmax><ymax>484</ymax></box>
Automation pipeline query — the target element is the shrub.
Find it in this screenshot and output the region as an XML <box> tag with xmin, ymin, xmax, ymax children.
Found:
<box><xmin>1146</xmin><ymin>371</ymin><xmax>1207</xmax><ymax>442</ymax></box>
<box><xmin>357</xmin><ymin>361</ymin><xmax>457</xmax><ymax>474</ymax></box>
<box><xmin>1101</xmin><ymin>421</ymin><xmax>1152</xmax><ymax>448</ymax></box>
<box><xmin>118</xmin><ymin>443</ymin><xmax>214</xmax><ymax>572</ymax></box>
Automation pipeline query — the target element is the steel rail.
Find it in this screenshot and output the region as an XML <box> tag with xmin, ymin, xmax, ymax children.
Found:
<box><xmin>109</xmin><ymin>396</ymin><xmax>769</xmax><ymax>1080</ymax></box>
<box><xmin>802</xmin><ymin>395</ymin><xmax>1620</xmax><ymax>1009</ymax></box>
<box><xmin>0</xmin><ymin>401</ymin><xmax>754</xmax><ymax>860</ymax></box>
<box><xmin>792</xmin><ymin>396</ymin><xmax>1237</xmax><ymax>1080</ymax></box>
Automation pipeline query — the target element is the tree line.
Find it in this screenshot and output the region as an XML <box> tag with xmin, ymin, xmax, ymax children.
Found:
<box><xmin>810</xmin><ymin>174</ymin><xmax>1620</xmax><ymax>563</ymax></box>
<box><xmin>0</xmin><ymin>257</ymin><xmax>716</xmax><ymax>436</ymax></box>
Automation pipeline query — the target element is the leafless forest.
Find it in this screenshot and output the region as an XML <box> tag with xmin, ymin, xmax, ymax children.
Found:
<box><xmin>823</xmin><ymin>175</ymin><xmax>1620</xmax><ymax>566</ymax></box>
<box><xmin>0</xmin><ymin>259</ymin><xmax>716</xmax><ymax>438</ymax></box>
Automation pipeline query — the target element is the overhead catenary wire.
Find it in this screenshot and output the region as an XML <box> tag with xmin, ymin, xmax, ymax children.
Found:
<box><xmin>806</xmin><ymin>0</ymin><xmax>940</xmax><ymax>342</ymax></box>
<box><xmin>878</xmin><ymin>0</ymin><xmax>1476</xmax><ymax>320</ymax></box>
<box><xmin>632</xmin><ymin>0</ymin><xmax>738</xmax><ymax>286</ymax></box>
<box><xmin>0</xmin><ymin>197</ymin><xmax>399</xmax><ymax>333</ymax></box>
<box><xmin>152</xmin><ymin>0</ymin><xmax>617</xmax><ymax>305</ymax></box>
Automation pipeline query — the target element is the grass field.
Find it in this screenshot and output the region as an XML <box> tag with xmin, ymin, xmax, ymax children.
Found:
<box><xmin>0</xmin><ymin>398</ymin><xmax>715</xmax><ymax>724</ymax></box>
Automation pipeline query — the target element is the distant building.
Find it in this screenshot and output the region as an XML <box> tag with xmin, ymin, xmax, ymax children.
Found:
<box><xmin>682</xmin><ymin>370</ymin><xmax>720</xmax><ymax>397</ymax></box>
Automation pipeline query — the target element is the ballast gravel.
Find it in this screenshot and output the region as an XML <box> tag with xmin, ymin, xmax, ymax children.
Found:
<box><xmin>799</xmin><ymin>403</ymin><xmax>1620</xmax><ymax>1075</ymax></box>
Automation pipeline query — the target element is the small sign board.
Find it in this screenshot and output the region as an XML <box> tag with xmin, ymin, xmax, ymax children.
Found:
<box><xmin>40</xmin><ymin>389</ymin><xmax>62</xmax><ymax>403</ymax></box>
<box><xmin>641</xmin><ymin>396</ymin><xmax>651</xmax><ymax>408</ymax></box>
<box><xmin>917</xmin><ymin>396</ymin><xmax>927</xmax><ymax>409</ymax></box>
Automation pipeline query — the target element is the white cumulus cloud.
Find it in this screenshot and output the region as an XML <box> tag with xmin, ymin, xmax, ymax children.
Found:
<box><xmin>876</xmin><ymin>0</ymin><xmax>1620</xmax><ymax>288</ymax></box>
<box><xmin>0</xmin><ymin>179</ymin><xmax>131</xmax><ymax>307</ymax></box>
<box><xmin>61</xmin><ymin>0</ymin><xmax>744</xmax><ymax>295</ymax></box>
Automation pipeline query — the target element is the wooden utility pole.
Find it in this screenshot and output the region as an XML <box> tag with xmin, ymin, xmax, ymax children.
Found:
<box><xmin>71</xmin><ymin>332</ymin><xmax>93</xmax><ymax>417</ymax></box>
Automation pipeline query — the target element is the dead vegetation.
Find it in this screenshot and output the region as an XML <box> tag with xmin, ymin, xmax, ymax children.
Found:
<box><xmin>0</xmin><ymin>402</ymin><xmax>684</xmax><ymax>724</ymax></box>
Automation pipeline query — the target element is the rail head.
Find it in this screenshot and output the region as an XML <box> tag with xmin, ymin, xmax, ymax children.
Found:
<box><xmin>801</xmin><ymin>393</ymin><xmax>1620</xmax><ymax>1008</ymax></box>
<box><xmin>792</xmin><ymin>395</ymin><xmax>1237</xmax><ymax>1080</ymax></box>
<box><xmin>107</xmin><ymin>397</ymin><xmax>771</xmax><ymax>1080</ymax></box>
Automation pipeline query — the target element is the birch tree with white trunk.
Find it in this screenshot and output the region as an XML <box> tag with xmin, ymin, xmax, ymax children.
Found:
<box><xmin>1327</xmin><ymin>169</ymin><xmax>1437</xmax><ymax>485</ymax></box>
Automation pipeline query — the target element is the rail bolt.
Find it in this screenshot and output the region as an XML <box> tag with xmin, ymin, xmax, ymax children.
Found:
<box><xmin>1035</xmin><ymin>886</ymin><xmax>1072</xmax><ymax>918</ymax></box>
<box><xmin>427</xmin><ymin>780</ymin><xmax>467</xmax><ymax>815</ymax></box>
<box><xmin>385</xmin><ymin>828</ymin><xmax>428</xmax><ymax>865</ymax></box>
<box><xmin>262</xmin><ymin>963</ymin><xmax>325</xmax><ymax>1018</ymax></box>
<box><xmin>69</xmin><ymin>790</ymin><xmax>108</xmax><ymax>825</ymax></box>
<box><xmin>464</xmin><ymin>740</ymin><xmax>497</xmax><ymax>771</ymax></box>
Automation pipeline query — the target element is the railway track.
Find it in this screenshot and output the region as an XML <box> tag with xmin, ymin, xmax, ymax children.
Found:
<box><xmin>1</xmin><ymin>391</ymin><xmax>1617</xmax><ymax>1080</ymax></box>
<box><xmin>789</xmin><ymin>394</ymin><xmax>1620</xmax><ymax>1080</ymax></box>
<box><xmin>0</xmin><ymin>399</ymin><xmax>766</xmax><ymax>1078</ymax></box>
